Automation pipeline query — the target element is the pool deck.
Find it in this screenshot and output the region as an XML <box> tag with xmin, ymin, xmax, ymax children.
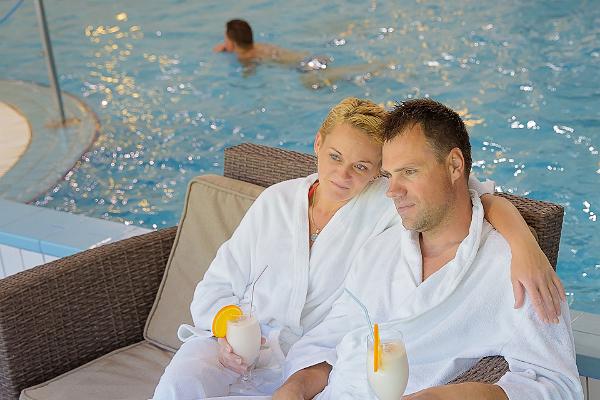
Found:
<box><xmin>0</xmin><ymin>80</ymin><xmax>99</xmax><ymax>203</ymax></box>
<box><xmin>0</xmin><ymin>101</ymin><xmax>31</xmax><ymax>179</ymax></box>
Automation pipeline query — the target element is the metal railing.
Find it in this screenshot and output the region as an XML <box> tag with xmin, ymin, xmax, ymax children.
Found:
<box><xmin>1</xmin><ymin>0</ymin><xmax>66</xmax><ymax>125</ymax></box>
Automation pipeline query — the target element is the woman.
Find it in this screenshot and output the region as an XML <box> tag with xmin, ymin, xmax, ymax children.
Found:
<box><xmin>153</xmin><ymin>98</ymin><xmax>563</xmax><ymax>400</ymax></box>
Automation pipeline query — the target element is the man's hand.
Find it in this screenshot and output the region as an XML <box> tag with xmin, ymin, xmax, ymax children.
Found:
<box><xmin>273</xmin><ymin>362</ymin><xmax>331</xmax><ymax>400</ymax></box>
<box><xmin>402</xmin><ymin>383</ymin><xmax>508</xmax><ymax>400</ymax></box>
<box><xmin>272</xmin><ymin>382</ymin><xmax>305</xmax><ymax>400</ymax></box>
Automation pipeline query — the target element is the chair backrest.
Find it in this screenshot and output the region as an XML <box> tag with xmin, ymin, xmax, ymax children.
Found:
<box><xmin>223</xmin><ymin>142</ymin><xmax>564</xmax><ymax>269</ymax></box>
<box><xmin>224</xmin><ymin>143</ymin><xmax>317</xmax><ymax>188</ymax></box>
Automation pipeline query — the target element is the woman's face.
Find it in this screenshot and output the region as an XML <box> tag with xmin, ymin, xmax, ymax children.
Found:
<box><xmin>314</xmin><ymin>122</ymin><xmax>382</xmax><ymax>204</ymax></box>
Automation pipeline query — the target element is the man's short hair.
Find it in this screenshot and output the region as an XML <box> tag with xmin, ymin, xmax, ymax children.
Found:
<box><xmin>383</xmin><ymin>98</ymin><xmax>472</xmax><ymax>177</ymax></box>
<box><xmin>226</xmin><ymin>19</ymin><xmax>253</xmax><ymax>50</ymax></box>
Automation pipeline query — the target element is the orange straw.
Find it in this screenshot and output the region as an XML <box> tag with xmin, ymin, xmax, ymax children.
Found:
<box><xmin>373</xmin><ymin>323</ymin><xmax>380</xmax><ymax>372</ymax></box>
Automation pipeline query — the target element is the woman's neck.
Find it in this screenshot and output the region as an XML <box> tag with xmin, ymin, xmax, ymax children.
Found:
<box><xmin>313</xmin><ymin>185</ymin><xmax>347</xmax><ymax>217</ymax></box>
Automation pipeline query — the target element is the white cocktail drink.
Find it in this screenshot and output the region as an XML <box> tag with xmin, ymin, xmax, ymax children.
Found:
<box><xmin>366</xmin><ymin>331</ymin><xmax>409</xmax><ymax>400</ymax></box>
<box><xmin>226</xmin><ymin>313</ymin><xmax>261</xmax><ymax>366</ymax></box>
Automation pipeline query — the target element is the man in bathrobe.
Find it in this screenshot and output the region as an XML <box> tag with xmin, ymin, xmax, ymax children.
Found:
<box><xmin>275</xmin><ymin>99</ymin><xmax>583</xmax><ymax>400</ymax></box>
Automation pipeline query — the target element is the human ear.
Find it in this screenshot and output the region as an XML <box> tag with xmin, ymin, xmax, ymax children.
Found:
<box><xmin>314</xmin><ymin>131</ymin><xmax>323</xmax><ymax>155</ymax></box>
<box><xmin>447</xmin><ymin>148</ymin><xmax>465</xmax><ymax>183</ymax></box>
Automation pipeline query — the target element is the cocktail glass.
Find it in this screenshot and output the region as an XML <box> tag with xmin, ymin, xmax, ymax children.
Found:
<box><xmin>226</xmin><ymin>303</ymin><xmax>261</xmax><ymax>383</ymax></box>
<box><xmin>366</xmin><ymin>328</ymin><xmax>409</xmax><ymax>400</ymax></box>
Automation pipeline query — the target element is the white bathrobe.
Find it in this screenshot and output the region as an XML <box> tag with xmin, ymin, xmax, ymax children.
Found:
<box><xmin>153</xmin><ymin>174</ymin><xmax>398</xmax><ymax>399</ymax></box>
<box><xmin>153</xmin><ymin>175</ymin><xmax>493</xmax><ymax>400</ymax></box>
<box><xmin>285</xmin><ymin>192</ymin><xmax>583</xmax><ymax>400</ymax></box>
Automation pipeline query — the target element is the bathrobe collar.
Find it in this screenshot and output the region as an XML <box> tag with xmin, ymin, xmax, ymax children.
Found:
<box><xmin>393</xmin><ymin>189</ymin><xmax>487</xmax><ymax>322</ymax></box>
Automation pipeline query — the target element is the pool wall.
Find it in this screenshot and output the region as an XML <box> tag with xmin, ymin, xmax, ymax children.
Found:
<box><xmin>0</xmin><ymin>199</ymin><xmax>149</xmax><ymax>278</ymax></box>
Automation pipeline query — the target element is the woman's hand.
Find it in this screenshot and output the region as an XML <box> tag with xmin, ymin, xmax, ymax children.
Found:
<box><xmin>479</xmin><ymin>193</ymin><xmax>566</xmax><ymax>324</ymax></box>
<box><xmin>217</xmin><ymin>337</ymin><xmax>249</xmax><ymax>374</ymax></box>
<box><xmin>217</xmin><ymin>336</ymin><xmax>267</xmax><ymax>374</ymax></box>
<box><xmin>511</xmin><ymin>239</ymin><xmax>566</xmax><ymax>324</ymax></box>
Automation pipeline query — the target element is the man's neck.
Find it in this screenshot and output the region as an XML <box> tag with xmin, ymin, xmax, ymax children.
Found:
<box><xmin>420</xmin><ymin>188</ymin><xmax>473</xmax><ymax>281</ymax></box>
<box><xmin>235</xmin><ymin>45</ymin><xmax>256</xmax><ymax>59</ymax></box>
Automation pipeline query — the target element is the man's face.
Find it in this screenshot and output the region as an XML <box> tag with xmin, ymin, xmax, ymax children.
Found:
<box><xmin>382</xmin><ymin>124</ymin><xmax>454</xmax><ymax>232</ymax></box>
<box><xmin>224</xmin><ymin>33</ymin><xmax>235</xmax><ymax>52</ymax></box>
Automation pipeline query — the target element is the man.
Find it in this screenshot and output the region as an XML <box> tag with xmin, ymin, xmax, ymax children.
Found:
<box><xmin>213</xmin><ymin>19</ymin><xmax>306</xmax><ymax>66</ymax></box>
<box><xmin>213</xmin><ymin>19</ymin><xmax>384</xmax><ymax>88</ymax></box>
<box><xmin>274</xmin><ymin>99</ymin><xmax>583</xmax><ymax>399</ymax></box>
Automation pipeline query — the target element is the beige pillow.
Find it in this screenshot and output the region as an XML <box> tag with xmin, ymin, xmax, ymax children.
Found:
<box><xmin>144</xmin><ymin>175</ymin><xmax>265</xmax><ymax>351</ymax></box>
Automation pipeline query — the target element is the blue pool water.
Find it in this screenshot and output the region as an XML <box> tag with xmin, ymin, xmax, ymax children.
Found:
<box><xmin>1</xmin><ymin>0</ymin><xmax>598</xmax><ymax>313</ymax></box>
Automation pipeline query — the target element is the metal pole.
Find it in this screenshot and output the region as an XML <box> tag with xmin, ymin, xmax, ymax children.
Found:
<box><xmin>34</xmin><ymin>0</ymin><xmax>66</xmax><ymax>125</ymax></box>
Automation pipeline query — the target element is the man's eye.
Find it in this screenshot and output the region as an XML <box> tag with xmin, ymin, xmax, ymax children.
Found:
<box><xmin>330</xmin><ymin>153</ymin><xmax>341</xmax><ymax>161</ymax></box>
<box><xmin>405</xmin><ymin>169</ymin><xmax>416</xmax><ymax>176</ymax></box>
<box><xmin>355</xmin><ymin>164</ymin><xmax>368</xmax><ymax>171</ymax></box>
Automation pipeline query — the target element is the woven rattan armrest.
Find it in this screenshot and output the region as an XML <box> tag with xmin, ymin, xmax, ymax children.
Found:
<box><xmin>0</xmin><ymin>227</ymin><xmax>176</xmax><ymax>399</ymax></box>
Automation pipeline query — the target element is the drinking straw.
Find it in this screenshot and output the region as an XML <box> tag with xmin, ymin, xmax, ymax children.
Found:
<box><xmin>374</xmin><ymin>323</ymin><xmax>380</xmax><ymax>372</ymax></box>
<box><xmin>344</xmin><ymin>288</ymin><xmax>374</xmax><ymax>341</ymax></box>
<box><xmin>250</xmin><ymin>265</ymin><xmax>269</xmax><ymax>312</ymax></box>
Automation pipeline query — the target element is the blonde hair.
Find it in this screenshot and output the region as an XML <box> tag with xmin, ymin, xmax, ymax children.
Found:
<box><xmin>319</xmin><ymin>97</ymin><xmax>387</xmax><ymax>144</ymax></box>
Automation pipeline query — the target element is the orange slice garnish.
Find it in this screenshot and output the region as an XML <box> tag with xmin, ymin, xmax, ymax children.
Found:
<box><xmin>373</xmin><ymin>323</ymin><xmax>380</xmax><ymax>372</ymax></box>
<box><xmin>212</xmin><ymin>304</ymin><xmax>243</xmax><ymax>338</ymax></box>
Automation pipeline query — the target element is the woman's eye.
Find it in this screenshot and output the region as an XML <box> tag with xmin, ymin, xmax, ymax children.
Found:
<box><xmin>355</xmin><ymin>164</ymin><xmax>368</xmax><ymax>171</ymax></box>
<box><xmin>329</xmin><ymin>153</ymin><xmax>341</xmax><ymax>161</ymax></box>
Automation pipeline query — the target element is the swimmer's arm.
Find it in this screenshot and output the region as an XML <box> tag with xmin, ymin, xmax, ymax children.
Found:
<box><xmin>213</xmin><ymin>43</ymin><xmax>227</xmax><ymax>52</ymax></box>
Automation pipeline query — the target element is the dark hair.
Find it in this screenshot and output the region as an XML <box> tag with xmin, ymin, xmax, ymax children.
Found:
<box><xmin>382</xmin><ymin>98</ymin><xmax>472</xmax><ymax>177</ymax></box>
<box><xmin>226</xmin><ymin>19</ymin><xmax>253</xmax><ymax>49</ymax></box>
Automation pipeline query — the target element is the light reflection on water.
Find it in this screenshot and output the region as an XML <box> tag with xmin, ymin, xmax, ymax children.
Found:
<box><xmin>0</xmin><ymin>0</ymin><xmax>598</xmax><ymax>313</ymax></box>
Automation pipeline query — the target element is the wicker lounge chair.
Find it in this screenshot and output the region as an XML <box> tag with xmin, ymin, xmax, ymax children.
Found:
<box><xmin>0</xmin><ymin>143</ymin><xmax>564</xmax><ymax>399</ymax></box>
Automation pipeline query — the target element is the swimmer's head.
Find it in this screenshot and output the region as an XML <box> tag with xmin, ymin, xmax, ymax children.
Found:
<box><xmin>225</xmin><ymin>19</ymin><xmax>254</xmax><ymax>51</ymax></box>
<box><xmin>318</xmin><ymin>97</ymin><xmax>387</xmax><ymax>145</ymax></box>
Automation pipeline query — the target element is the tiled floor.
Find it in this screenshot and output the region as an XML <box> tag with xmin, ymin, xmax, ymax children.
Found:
<box><xmin>0</xmin><ymin>244</ymin><xmax>58</xmax><ymax>277</ymax></box>
<box><xmin>0</xmin><ymin>199</ymin><xmax>150</xmax><ymax>279</ymax></box>
<box><xmin>583</xmin><ymin>376</ymin><xmax>600</xmax><ymax>399</ymax></box>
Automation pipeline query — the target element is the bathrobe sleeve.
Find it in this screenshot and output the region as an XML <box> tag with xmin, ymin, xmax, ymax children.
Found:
<box><xmin>468</xmin><ymin>174</ymin><xmax>495</xmax><ymax>196</ymax></box>
<box><xmin>187</xmin><ymin>190</ymin><xmax>268</xmax><ymax>333</ymax></box>
<box><xmin>284</xmin><ymin>267</ymin><xmax>366</xmax><ymax>379</ymax></box>
<box><xmin>496</xmin><ymin>299</ymin><xmax>584</xmax><ymax>400</ymax></box>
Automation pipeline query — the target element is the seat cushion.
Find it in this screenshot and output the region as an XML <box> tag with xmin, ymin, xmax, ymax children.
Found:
<box><xmin>20</xmin><ymin>341</ymin><xmax>172</xmax><ymax>400</ymax></box>
<box><xmin>144</xmin><ymin>175</ymin><xmax>265</xmax><ymax>351</ymax></box>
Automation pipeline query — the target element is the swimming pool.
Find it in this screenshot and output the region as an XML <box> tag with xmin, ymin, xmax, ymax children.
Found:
<box><xmin>1</xmin><ymin>0</ymin><xmax>598</xmax><ymax>313</ymax></box>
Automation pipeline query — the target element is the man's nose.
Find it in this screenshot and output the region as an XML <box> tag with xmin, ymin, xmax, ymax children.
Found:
<box><xmin>386</xmin><ymin>179</ymin><xmax>406</xmax><ymax>198</ymax></box>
